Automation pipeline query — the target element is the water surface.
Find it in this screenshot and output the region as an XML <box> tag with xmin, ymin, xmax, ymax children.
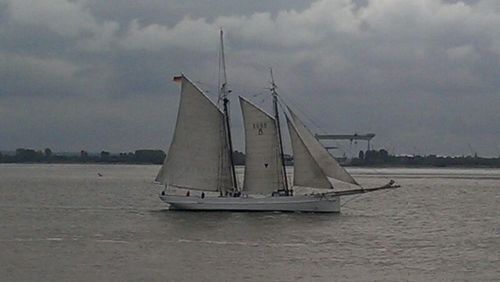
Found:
<box><xmin>1</xmin><ymin>164</ymin><xmax>498</xmax><ymax>281</ymax></box>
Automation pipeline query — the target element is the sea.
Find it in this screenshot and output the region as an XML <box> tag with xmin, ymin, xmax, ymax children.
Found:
<box><xmin>0</xmin><ymin>164</ymin><xmax>498</xmax><ymax>281</ymax></box>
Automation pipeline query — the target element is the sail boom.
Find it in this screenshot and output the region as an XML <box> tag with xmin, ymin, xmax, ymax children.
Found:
<box><xmin>321</xmin><ymin>181</ymin><xmax>401</xmax><ymax>197</ymax></box>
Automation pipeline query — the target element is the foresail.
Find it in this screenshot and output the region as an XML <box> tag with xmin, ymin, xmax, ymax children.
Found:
<box><xmin>287</xmin><ymin>108</ymin><xmax>358</xmax><ymax>187</ymax></box>
<box><xmin>286</xmin><ymin>115</ymin><xmax>332</xmax><ymax>189</ymax></box>
<box><xmin>240</xmin><ymin>97</ymin><xmax>285</xmax><ymax>194</ymax></box>
<box><xmin>156</xmin><ymin>75</ymin><xmax>233</xmax><ymax>192</ymax></box>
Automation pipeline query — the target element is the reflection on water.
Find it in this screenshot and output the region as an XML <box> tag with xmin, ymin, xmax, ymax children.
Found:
<box><xmin>0</xmin><ymin>164</ymin><xmax>499</xmax><ymax>281</ymax></box>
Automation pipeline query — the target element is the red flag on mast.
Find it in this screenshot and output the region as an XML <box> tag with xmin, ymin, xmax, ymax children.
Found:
<box><xmin>173</xmin><ymin>75</ymin><xmax>183</xmax><ymax>83</ymax></box>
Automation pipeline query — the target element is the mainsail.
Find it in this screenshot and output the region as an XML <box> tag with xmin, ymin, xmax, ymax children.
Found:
<box><xmin>156</xmin><ymin>75</ymin><xmax>234</xmax><ymax>192</ymax></box>
<box><xmin>286</xmin><ymin>108</ymin><xmax>358</xmax><ymax>188</ymax></box>
<box><xmin>240</xmin><ymin>97</ymin><xmax>285</xmax><ymax>194</ymax></box>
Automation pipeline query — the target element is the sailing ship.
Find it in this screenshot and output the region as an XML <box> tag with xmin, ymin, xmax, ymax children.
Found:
<box><xmin>155</xmin><ymin>31</ymin><xmax>400</xmax><ymax>212</ymax></box>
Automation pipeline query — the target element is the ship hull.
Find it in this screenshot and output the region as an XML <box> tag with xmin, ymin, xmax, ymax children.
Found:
<box><xmin>159</xmin><ymin>194</ymin><xmax>340</xmax><ymax>212</ymax></box>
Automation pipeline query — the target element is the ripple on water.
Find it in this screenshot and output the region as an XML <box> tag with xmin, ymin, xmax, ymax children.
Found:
<box><xmin>0</xmin><ymin>164</ymin><xmax>499</xmax><ymax>281</ymax></box>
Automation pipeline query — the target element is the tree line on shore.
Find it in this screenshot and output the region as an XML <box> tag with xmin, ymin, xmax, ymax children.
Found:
<box><xmin>0</xmin><ymin>148</ymin><xmax>167</xmax><ymax>164</ymax></box>
<box><xmin>1</xmin><ymin>148</ymin><xmax>499</xmax><ymax>167</ymax></box>
<box><xmin>351</xmin><ymin>149</ymin><xmax>500</xmax><ymax>167</ymax></box>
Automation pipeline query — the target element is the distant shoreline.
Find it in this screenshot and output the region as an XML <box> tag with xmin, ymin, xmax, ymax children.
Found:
<box><xmin>1</xmin><ymin>162</ymin><xmax>499</xmax><ymax>169</ymax></box>
<box><xmin>2</xmin><ymin>148</ymin><xmax>499</xmax><ymax>168</ymax></box>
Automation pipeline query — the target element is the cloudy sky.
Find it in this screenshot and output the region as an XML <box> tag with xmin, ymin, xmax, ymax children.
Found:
<box><xmin>1</xmin><ymin>0</ymin><xmax>499</xmax><ymax>156</ymax></box>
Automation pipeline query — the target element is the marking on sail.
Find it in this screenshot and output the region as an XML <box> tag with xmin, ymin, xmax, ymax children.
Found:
<box><xmin>253</xmin><ymin>122</ymin><xmax>267</xmax><ymax>128</ymax></box>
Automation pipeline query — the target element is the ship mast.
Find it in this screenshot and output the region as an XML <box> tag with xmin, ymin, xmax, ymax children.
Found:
<box><xmin>218</xmin><ymin>29</ymin><xmax>238</xmax><ymax>191</ymax></box>
<box><xmin>270</xmin><ymin>68</ymin><xmax>290</xmax><ymax>193</ymax></box>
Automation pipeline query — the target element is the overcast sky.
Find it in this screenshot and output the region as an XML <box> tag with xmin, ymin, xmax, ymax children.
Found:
<box><xmin>1</xmin><ymin>0</ymin><xmax>499</xmax><ymax>156</ymax></box>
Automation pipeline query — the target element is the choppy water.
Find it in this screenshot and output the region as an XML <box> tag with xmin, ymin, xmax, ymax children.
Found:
<box><xmin>0</xmin><ymin>164</ymin><xmax>498</xmax><ymax>281</ymax></box>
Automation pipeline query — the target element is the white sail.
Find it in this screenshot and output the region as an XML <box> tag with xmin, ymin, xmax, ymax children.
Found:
<box><xmin>156</xmin><ymin>75</ymin><xmax>233</xmax><ymax>192</ymax></box>
<box><xmin>286</xmin><ymin>114</ymin><xmax>333</xmax><ymax>189</ymax></box>
<box><xmin>286</xmin><ymin>108</ymin><xmax>358</xmax><ymax>188</ymax></box>
<box><xmin>240</xmin><ymin>97</ymin><xmax>285</xmax><ymax>194</ymax></box>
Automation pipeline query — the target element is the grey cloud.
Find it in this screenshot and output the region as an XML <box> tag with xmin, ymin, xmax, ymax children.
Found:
<box><xmin>1</xmin><ymin>0</ymin><xmax>499</xmax><ymax>156</ymax></box>
<box><xmin>86</xmin><ymin>0</ymin><xmax>313</xmax><ymax>26</ymax></box>
<box><xmin>6</xmin><ymin>0</ymin><xmax>119</xmax><ymax>51</ymax></box>
<box><xmin>0</xmin><ymin>54</ymin><xmax>79</xmax><ymax>97</ymax></box>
